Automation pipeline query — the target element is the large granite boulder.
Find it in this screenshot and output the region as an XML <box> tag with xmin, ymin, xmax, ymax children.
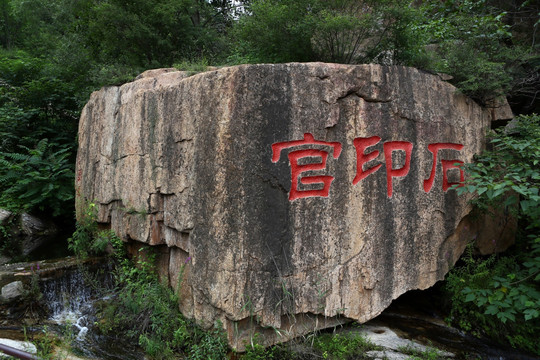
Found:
<box><xmin>76</xmin><ymin>63</ymin><xmax>501</xmax><ymax>349</ymax></box>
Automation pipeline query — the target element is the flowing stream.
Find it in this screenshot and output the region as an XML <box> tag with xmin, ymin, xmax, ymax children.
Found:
<box><xmin>32</xmin><ymin>261</ymin><xmax>540</xmax><ymax>360</ymax></box>
<box><xmin>38</xmin><ymin>261</ymin><xmax>145</xmax><ymax>360</ymax></box>
<box><xmin>366</xmin><ymin>288</ymin><xmax>540</xmax><ymax>360</ymax></box>
<box><xmin>41</xmin><ymin>268</ymin><xmax>94</xmax><ymax>340</ymax></box>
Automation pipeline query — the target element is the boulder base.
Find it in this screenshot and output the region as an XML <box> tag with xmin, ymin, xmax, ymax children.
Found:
<box><xmin>76</xmin><ymin>63</ymin><xmax>496</xmax><ymax>349</ymax></box>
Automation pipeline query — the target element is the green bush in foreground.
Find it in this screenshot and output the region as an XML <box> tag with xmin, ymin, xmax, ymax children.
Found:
<box><xmin>99</xmin><ymin>250</ymin><xmax>227</xmax><ymax>359</ymax></box>
<box><xmin>68</xmin><ymin>202</ymin><xmax>109</xmax><ymax>258</ymax></box>
<box><xmin>446</xmin><ymin>114</ymin><xmax>540</xmax><ymax>354</ymax></box>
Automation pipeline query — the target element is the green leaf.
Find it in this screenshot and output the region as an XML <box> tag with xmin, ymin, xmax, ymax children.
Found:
<box><xmin>492</xmin><ymin>188</ymin><xmax>506</xmax><ymax>198</ymax></box>
<box><xmin>485</xmin><ymin>305</ymin><xmax>499</xmax><ymax>315</ymax></box>
<box><xmin>477</xmin><ymin>187</ymin><xmax>487</xmax><ymax>195</ymax></box>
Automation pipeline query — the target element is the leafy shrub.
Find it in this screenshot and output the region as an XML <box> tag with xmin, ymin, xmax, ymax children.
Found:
<box><xmin>411</xmin><ymin>0</ymin><xmax>518</xmax><ymax>104</ymax></box>
<box><xmin>0</xmin><ymin>138</ymin><xmax>74</xmax><ymax>217</ymax></box>
<box><xmin>458</xmin><ymin>114</ymin><xmax>540</xmax><ymax>226</ymax></box>
<box><xmin>0</xmin><ymin>50</ymin><xmax>80</xmax><ymax>220</ymax></box>
<box><xmin>68</xmin><ymin>201</ymin><xmax>118</xmax><ymax>258</ymax></box>
<box><xmin>90</xmin><ymin>239</ymin><xmax>228</xmax><ymax>360</ymax></box>
<box><xmin>239</xmin><ymin>333</ymin><xmax>300</xmax><ymax>360</ymax></box>
<box><xmin>242</xmin><ymin>340</ymin><xmax>274</xmax><ymax>360</ymax></box>
<box><xmin>446</xmin><ymin>114</ymin><xmax>540</xmax><ymax>354</ymax></box>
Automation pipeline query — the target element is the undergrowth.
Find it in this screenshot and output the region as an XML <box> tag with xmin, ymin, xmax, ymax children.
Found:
<box><xmin>240</xmin><ymin>330</ymin><xmax>381</xmax><ymax>360</ymax></box>
<box><xmin>445</xmin><ymin>114</ymin><xmax>540</xmax><ymax>355</ymax></box>
<box><xmin>445</xmin><ymin>243</ymin><xmax>540</xmax><ymax>355</ymax></box>
<box><xmin>96</xmin><ymin>246</ymin><xmax>228</xmax><ymax>360</ymax></box>
<box><xmin>69</xmin><ymin>202</ymin><xmax>229</xmax><ymax>360</ymax></box>
<box><xmin>312</xmin><ymin>332</ymin><xmax>381</xmax><ymax>359</ymax></box>
<box><xmin>397</xmin><ymin>344</ymin><xmax>448</xmax><ymax>360</ymax></box>
<box><xmin>68</xmin><ymin>202</ymin><xmax>108</xmax><ymax>258</ymax></box>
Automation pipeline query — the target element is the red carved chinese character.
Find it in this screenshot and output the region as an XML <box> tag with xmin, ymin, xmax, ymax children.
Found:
<box><xmin>423</xmin><ymin>143</ymin><xmax>465</xmax><ymax>192</ymax></box>
<box><xmin>352</xmin><ymin>138</ymin><xmax>413</xmax><ymax>198</ymax></box>
<box><xmin>352</xmin><ymin>136</ymin><xmax>382</xmax><ymax>185</ymax></box>
<box><xmin>272</xmin><ymin>133</ymin><xmax>342</xmax><ymax>200</ymax></box>
<box><xmin>384</xmin><ymin>141</ymin><xmax>413</xmax><ymax>198</ymax></box>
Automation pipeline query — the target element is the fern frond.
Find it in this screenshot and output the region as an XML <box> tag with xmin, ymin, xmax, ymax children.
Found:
<box><xmin>1</xmin><ymin>152</ymin><xmax>30</xmax><ymax>162</ymax></box>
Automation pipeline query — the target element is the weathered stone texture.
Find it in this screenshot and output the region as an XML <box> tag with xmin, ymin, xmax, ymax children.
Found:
<box><xmin>0</xmin><ymin>209</ymin><xmax>57</xmax><ymax>262</ymax></box>
<box><xmin>76</xmin><ymin>63</ymin><xmax>495</xmax><ymax>349</ymax></box>
<box><xmin>0</xmin><ymin>281</ymin><xmax>24</xmax><ymax>302</ymax></box>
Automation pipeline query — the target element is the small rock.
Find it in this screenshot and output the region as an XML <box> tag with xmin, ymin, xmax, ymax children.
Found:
<box><xmin>0</xmin><ymin>338</ymin><xmax>37</xmax><ymax>357</ymax></box>
<box><xmin>437</xmin><ymin>72</ymin><xmax>453</xmax><ymax>81</ymax></box>
<box><xmin>0</xmin><ymin>281</ymin><xmax>24</xmax><ymax>302</ymax></box>
<box><xmin>485</xmin><ymin>95</ymin><xmax>514</xmax><ymax>122</ymax></box>
<box><xmin>361</xmin><ymin>325</ymin><xmax>424</xmax><ymax>352</ymax></box>
<box><xmin>135</xmin><ymin>68</ymin><xmax>179</xmax><ymax>80</ymax></box>
<box><xmin>0</xmin><ymin>256</ymin><xmax>10</xmax><ymax>266</ymax></box>
<box><xmin>19</xmin><ymin>213</ymin><xmax>57</xmax><ymax>256</ymax></box>
<box><xmin>0</xmin><ymin>209</ymin><xmax>11</xmax><ymax>224</ymax></box>
<box><xmin>360</xmin><ymin>325</ymin><xmax>455</xmax><ymax>358</ymax></box>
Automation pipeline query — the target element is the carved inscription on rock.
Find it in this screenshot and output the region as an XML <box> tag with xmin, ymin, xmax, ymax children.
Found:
<box><xmin>272</xmin><ymin>132</ymin><xmax>465</xmax><ymax>199</ymax></box>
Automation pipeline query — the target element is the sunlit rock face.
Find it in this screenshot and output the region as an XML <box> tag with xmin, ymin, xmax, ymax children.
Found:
<box><xmin>76</xmin><ymin>63</ymin><xmax>499</xmax><ymax>350</ymax></box>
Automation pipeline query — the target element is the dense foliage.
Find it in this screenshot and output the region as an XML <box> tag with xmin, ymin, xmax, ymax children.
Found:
<box><xmin>0</xmin><ymin>50</ymin><xmax>78</xmax><ymax>217</ymax></box>
<box><xmin>232</xmin><ymin>0</ymin><xmax>425</xmax><ymax>65</ymax></box>
<box><xmin>446</xmin><ymin>114</ymin><xmax>540</xmax><ymax>354</ymax></box>
<box><xmin>99</xmin><ymin>247</ymin><xmax>229</xmax><ymax>360</ymax></box>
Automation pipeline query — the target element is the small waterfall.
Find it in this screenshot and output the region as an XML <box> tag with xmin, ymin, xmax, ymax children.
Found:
<box><xmin>39</xmin><ymin>262</ymin><xmax>113</xmax><ymax>341</ymax></box>
<box><xmin>36</xmin><ymin>261</ymin><xmax>145</xmax><ymax>360</ymax></box>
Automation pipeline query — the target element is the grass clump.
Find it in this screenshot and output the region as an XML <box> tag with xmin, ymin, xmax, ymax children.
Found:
<box><xmin>397</xmin><ymin>344</ymin><xmax>449</xmax><ymax>360</ymax></box>
<box><xmin>312</xmin><ymin>331</ymin><xmax>381</xmax><ymax>360</ymax></box>
<box><xmin>239</xmin><ymin>329</ymin><xmax>380</xmax><ymax>360</ymax></box>
<box><xmin>173</xmin><ymin>59</ymin><xmax>211</xmax><ymax>76</ymax></box>
<box><xmin>93</xmin><ymin>244</ymin><xmax>228</xmax><ymax>360</ymax></box>
<box><xmin>68</xmin><ymin>202</ymin><xmax>110</xmax><ymax>258</ymax></box>
<box><xmin>240</xmin><ymin>333</ymin><xmax>298</xmax><ymax>360</ymax></box>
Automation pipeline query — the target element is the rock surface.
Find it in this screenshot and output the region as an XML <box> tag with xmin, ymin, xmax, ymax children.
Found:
<box><xmin>0</xmin><ymin>338</ymin><xmax>37</xmax><ymax>358</ymax></box>
<box><xmin>76</xmin><ymin>63</ymin><xmax>498</xmax><ymax>349</ymax></box>
<box><xmin>19</xmin><ymin>213</ymin><xmax>58</xmax><ymax>256</ymax></box>
<box><xmin>0</xmin><ymin>210</ymin><xmax>10</xmax><ymax>225</ymax></box>
<box><xmin>0</xmin><ymin>281</ymin><xmax>24</xmax><ymax>302</ymax></box>
<box><xmin>0</xmin><ymin>209</ymin><xmax>58</xmax><ymax>261</ymax></box>
<box><xmin>360</xmin><ymin>325</ymin><xmax>454</xmax><ymax>359</ymax></box>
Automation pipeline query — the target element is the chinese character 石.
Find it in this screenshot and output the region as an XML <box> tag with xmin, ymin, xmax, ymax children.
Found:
<box><xmin>423</xmin><ymin>143</ymin><xmax>465</xmax><ymax>192</ymax></box>
<box><xmin>272</xmin><ymin>133</ymin><xmax>342</xmax><ymax>200</ymax></box>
